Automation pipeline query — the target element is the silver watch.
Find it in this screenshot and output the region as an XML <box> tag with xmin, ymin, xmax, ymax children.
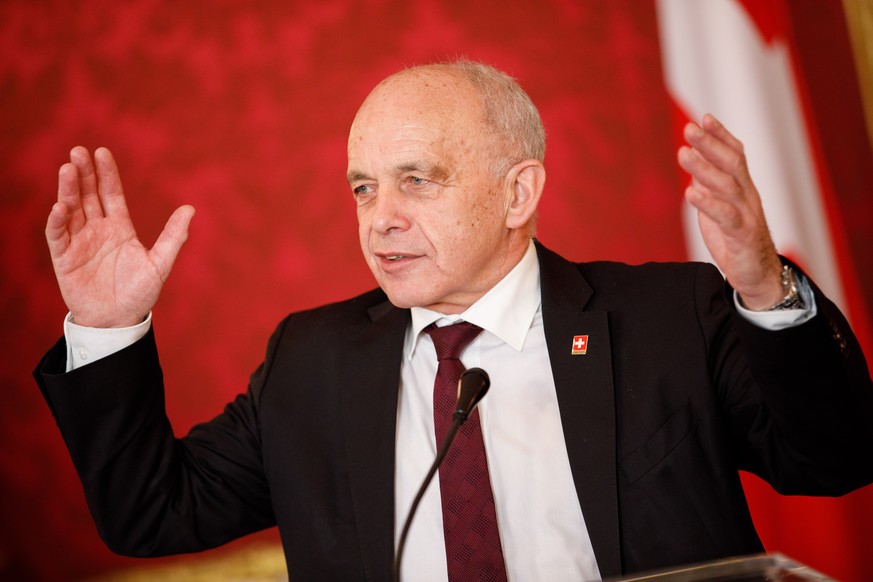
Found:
<box><xmin>766</xmin><ymin>264</ymin><xmax>806</xmax><ymax>311</ymax></box>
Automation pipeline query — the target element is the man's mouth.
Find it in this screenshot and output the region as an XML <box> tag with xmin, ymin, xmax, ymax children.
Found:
<box><xmin>376</xmin><ymin>252</ymin><xmax>418</xmax><ymax>268</ymax></box>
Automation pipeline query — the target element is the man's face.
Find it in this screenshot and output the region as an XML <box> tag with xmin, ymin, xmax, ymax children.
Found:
<box><xmin>347</xmin><ymin>69</ymin><xmax>518</xmax><ymax>314</ymax></box>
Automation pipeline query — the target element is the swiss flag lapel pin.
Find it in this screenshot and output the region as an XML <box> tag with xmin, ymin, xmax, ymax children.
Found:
<box><xmin>571</xmin><ymin>334</ymin><xmax>589</xmax><ymax>355</ymax></box>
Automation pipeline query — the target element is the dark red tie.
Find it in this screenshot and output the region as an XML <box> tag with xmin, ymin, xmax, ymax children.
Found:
<box><xmin>426</xmin><ymin>322</ymin><xmax>508</xmax><ymax>582</ymax></box>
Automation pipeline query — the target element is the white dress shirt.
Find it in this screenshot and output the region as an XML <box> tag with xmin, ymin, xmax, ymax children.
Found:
<box><xmin>396</xmin><ymin>242</ymin><xmax>601</xmax><ymax>581</ymax></box>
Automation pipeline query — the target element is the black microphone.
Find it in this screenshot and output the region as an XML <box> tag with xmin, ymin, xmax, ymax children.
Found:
<box><xmin>392</xmin><ymin>368</ymin><xmax>491</xmax><ymax>582</ymax></box>
<box><xmin>453</xmin><ymin>367</ymin><xmax>491</xmax><ymax>421</ymax></box>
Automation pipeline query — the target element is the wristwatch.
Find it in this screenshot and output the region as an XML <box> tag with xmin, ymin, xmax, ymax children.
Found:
<box><xmin>766</xmin><ymin>264</ymin><xmax>806</xmax><ymax>311</ymax></box>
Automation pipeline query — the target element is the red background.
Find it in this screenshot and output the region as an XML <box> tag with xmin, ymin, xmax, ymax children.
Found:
<box><xmin>1</xmin><ymin>1</ymin><xmax>871</xmax><ymax>580</ymax></box>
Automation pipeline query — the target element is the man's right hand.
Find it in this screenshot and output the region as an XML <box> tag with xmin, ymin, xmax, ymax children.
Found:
<box><xmin>46</xmin><ymin>147</ymin><xmax>195</xmax><ymax>328</ymax></box>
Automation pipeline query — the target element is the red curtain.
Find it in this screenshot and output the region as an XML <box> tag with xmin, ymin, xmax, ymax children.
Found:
<box><xmin>1</xmin><ymin>1</ymin><xmax>869</xmax><ymax>579</ymax></box>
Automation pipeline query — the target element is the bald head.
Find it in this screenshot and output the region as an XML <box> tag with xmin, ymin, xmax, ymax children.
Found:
<box><xmin>357</xmin><ymin>61</ymin><xmax>545</xmax><ymax>177</ymax></box>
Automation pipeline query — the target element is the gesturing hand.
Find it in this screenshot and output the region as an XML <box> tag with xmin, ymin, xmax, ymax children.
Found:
<box><xmin>678</xmin><ymin>115</ymin><xmax>784</xmax><ymax>311</ymax></box>
<box><xmin>46</xmin><ymin>147</ymin><xmax>195</xmax><ymax>328</ymax></box>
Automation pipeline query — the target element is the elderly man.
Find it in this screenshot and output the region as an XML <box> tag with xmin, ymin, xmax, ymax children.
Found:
<box><xmin>35</xmin><ymin>61</ymin><xmax>873</xmax><ymax>581</ymax></box>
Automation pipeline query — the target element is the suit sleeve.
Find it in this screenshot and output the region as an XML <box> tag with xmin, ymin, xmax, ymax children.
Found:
<box><xmin>32</xmin><ymin>322</ymin><xmax>285</xmax><ymax>557</ymax></box>
<box><xmin>698</xmin><ymin>262</ymin><xmax>873</xmax><ymax>495</ymax></box>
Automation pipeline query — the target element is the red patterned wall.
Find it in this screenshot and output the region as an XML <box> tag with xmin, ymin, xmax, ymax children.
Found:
<box><xmin>1</xmin><ymin>1</ymin><xmax>870</xmax><ymax>580</ymax></box>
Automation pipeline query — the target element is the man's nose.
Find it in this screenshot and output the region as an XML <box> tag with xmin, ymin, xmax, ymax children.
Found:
<box><xmin>370</xmin><ymin>187</ymin><xmax>411</xmax><ymax>234</ymax></box>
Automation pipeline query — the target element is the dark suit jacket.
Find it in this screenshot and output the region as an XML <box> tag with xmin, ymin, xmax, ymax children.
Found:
<box><xmin>35</xmin><ymin>244</ymin><xmax>873</xmax><ymax>580</ymax></box>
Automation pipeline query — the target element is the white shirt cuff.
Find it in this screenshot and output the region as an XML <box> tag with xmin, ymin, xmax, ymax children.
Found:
<box><xmin>734</xmin><ymin>276</ymin><xmax>817</xmax><ymax>330</ymax></box>
<box><xmin>64</xmin><ymin>312</ymin><xmax>153</xmax><ymax>372</ymax></box>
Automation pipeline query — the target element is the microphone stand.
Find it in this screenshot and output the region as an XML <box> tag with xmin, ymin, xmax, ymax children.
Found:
<box><xmin>392</xmin><ymin>368</ymin><xmax>491</xmax><ymax>582</ymax></box>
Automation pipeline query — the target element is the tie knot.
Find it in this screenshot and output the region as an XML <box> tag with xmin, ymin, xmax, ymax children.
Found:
<box><xmin>425</xmin><ymin>321</ymin><xmax>483</xmax><ymax>361</ymax></box>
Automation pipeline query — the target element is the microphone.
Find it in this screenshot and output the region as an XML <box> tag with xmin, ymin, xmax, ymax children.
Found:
<box><xmin>453</xmin><ymin>367</ymin><xmax>491</xmax><ymax>421</ymax></box>
<box><xmin>392</xmin><ymin>368</ymin><xmax>491</xmax><ymax>582</ymax></box>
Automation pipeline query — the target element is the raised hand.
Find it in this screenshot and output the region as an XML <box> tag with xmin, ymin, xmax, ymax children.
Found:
<box><xmin>678</xmin><ymin>115</ymin><xmax>784</xmax><ymax>311</ymax></box>
<box><xmin>46</xmin><ymin>147</ymin><xmax>195</xmax><ymax>328</ymax></box>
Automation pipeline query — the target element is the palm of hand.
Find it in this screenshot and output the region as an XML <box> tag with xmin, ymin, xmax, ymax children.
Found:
<box><xmin>53</xmin><ymin>215</ymin><xmax>164</xmax><ymax>328</ymax></box>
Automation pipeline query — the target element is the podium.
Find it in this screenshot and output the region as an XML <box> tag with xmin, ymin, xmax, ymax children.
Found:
<box><xmin>607</xmin><ymin>553</ymin><xmax>835</xmax><ymax>581</ymax></box>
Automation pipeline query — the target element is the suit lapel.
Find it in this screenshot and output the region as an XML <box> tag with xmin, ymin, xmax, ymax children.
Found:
<box><xmin>339</xmin><ymin>299</ymin><xmax>409</xmax><ymax>580</ymax></box>
<box><xmin>537</xmin><ymin>243</ymin><xmax>622</xmax><ymax>577</ymax></box>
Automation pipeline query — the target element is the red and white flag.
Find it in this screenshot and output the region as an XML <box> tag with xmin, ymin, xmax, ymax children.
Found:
<box><xmin>657</xmin><ymin>0</ymin><xmax>872</xmax><ymax>579</ymax></box>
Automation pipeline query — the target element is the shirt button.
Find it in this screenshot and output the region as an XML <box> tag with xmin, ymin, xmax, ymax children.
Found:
<box><xmin>77</xmin><ymin>348</ymin><xmax>89</xmax><ymax>361</ymax></box>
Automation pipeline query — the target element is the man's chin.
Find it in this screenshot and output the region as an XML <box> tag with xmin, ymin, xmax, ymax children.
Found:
<box><xmin>382</xmin><ymin>291</ymin><xmax>423</xmax><ymax>310</ymax></box>
<box><xmin>380</xmin><ymin>285</ymin><xmax>436</xmax><ymax>310</ymax></box>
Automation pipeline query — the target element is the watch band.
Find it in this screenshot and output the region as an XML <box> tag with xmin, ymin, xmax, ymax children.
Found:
<box><xmin>765</xmin><ymin>264</ymin><xmax>806</xmax><ymax>311</ymax></box>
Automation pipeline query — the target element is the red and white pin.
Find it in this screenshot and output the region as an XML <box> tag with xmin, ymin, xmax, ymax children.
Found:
<box><xmin>571</xmin><ymin>335</ymin><xmax>589</xmax><ymax>355</ymax></box>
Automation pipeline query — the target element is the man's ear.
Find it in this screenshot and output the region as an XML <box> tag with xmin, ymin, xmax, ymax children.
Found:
<box><xmin>503</xmin><ymin>159</ymin><xmax>545</xmax><ymax>230</ymax></box>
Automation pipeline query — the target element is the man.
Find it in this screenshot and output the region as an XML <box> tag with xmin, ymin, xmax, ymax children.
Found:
<box><xmin>35</xmin><ymin>61</ymin><xmax>873</xmax><ymax>580</ymax></box>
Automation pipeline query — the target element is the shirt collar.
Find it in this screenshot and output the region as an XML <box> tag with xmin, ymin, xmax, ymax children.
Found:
<box><xmin>406</xmin><ymin>240</ymin><xmax>541</xmax><ymax>359</ymax></box>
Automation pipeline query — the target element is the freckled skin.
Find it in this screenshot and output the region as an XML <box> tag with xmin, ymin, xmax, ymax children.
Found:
<box><xmin>347</xmin><ymin>67</ymin><xmax>532</xmax><ymax>314</ymax></box>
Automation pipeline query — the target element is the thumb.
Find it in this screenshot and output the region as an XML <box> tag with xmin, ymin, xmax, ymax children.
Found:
<box><xmin>150</xmin><ymin>204</ymin><xmax>195</xmax><ymax>281</ymax></box>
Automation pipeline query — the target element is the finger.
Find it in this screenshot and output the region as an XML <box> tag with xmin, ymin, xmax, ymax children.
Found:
<box><xmin>678</xmin><ymin>145</ymin><xmax>742</xmax><ymax>204</ymax></box>
<box><xmin>701</xmin><ymin>114</ymin><xmax>744</xmax><ymax>151</ymax></box>
<box><xmin>683</xmin><ymin>120</ymin><xmax>752</xmax><ymax>189</ymax></box>
<box><xmin>150</xmin><ymin>205</ymin><xmax>196</xmax><ymax>281</ymax></box>
<box><xmin>93</xmin><ymin>147</ymin><xmax>131</xmax><ymax>219</ymax></box>
<box><xmin>684</xmin><ymin>183</ymin><xmax>742</xmax><ymax>231</ymax></box>
<box><xmin>70</xmin><ymin>146</ymin><xmax>104</xmax><ymax>220</ymax></box>
<box><xmin>57</xmin><ymin>162</ymin><xmax>86</xmax><ymax>235</ymax></box>
<box><xmin>45</xmin><ymin>201</ymin><xmax>72</xmax><ymax>258</ymax></box>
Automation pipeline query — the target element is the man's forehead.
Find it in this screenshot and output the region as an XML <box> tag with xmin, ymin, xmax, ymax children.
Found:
<box><xmin>349</xmin><ymin>101</ymin><xmax>478</xmax><ymax>158</ymax></box>
<box><xmin>350</xmin><ymin>119</ymin><xmax>441</xmax><ymax>141</ymax></box>
<box><xmin>347</xmin><ymin>127</ymin><xmax>453</xmax><ymax>173</ymax></box>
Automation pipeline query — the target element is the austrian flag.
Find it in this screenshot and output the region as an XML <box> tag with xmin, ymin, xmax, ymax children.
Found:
<box><xmin>571</xmin><ymin>335</ymin><xmax>589</xmax><ymax>355</ymax></box>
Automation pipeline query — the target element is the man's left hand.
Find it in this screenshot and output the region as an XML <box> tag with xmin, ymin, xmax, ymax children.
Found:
<box><xmin>678</xmin><ymin>114</ymin><xmax>784</xmax><ymax>310</ymax></box>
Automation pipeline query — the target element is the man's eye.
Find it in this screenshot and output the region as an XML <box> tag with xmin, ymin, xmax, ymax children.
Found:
<box><xmin>352</xmin><ymin>184</ymin><xmax>375</xmax><ymax>205</ymax></box>
<box><xmin>410</xmin><ymin>176</ymin><xmax>427</xmax><ymax>186</ymax></box>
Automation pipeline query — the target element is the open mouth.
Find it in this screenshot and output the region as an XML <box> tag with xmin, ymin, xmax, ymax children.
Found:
<box><xmin>377</xmin><ymin>253</ymin><xmax>418</xmax><ymax>268</ymax></box>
